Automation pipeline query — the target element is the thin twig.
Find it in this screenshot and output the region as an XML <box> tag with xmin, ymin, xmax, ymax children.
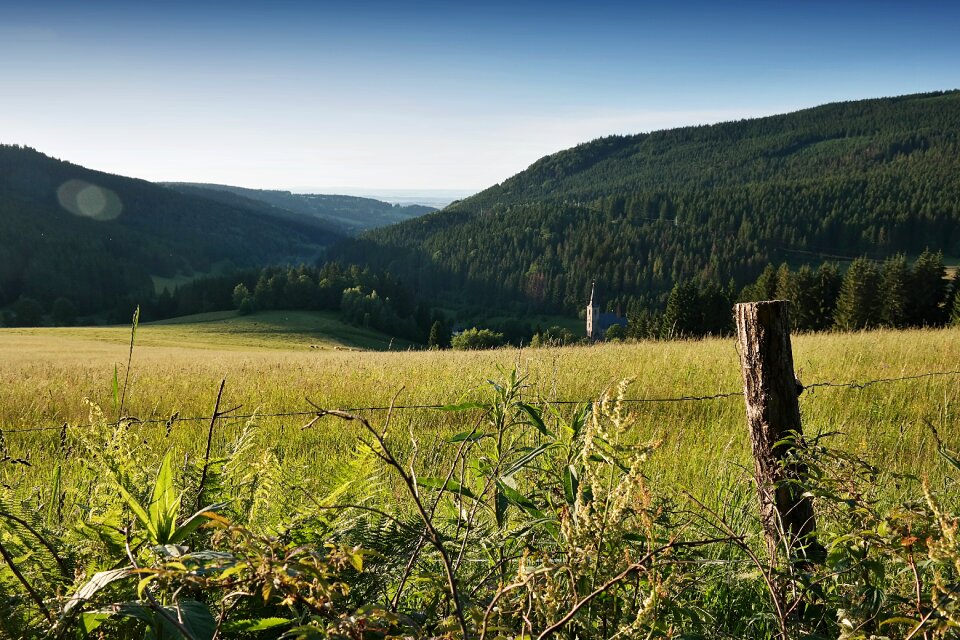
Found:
<box><xmin>118</xmin><ymin>306</ymin><xmax>139</xmax><ymax>418</ymax></box>
<box><xmin>536</xmin><ymin>537</ymin><xmax>738</xmax><ymax>640</ymax></box>
<box><xmin>195</xmin><ymin>379</ymin><xmax>226</xmax><ymax>513</ymax></box>
<box><xmin>0</xmin><ymin>509</ymin><xmax>70</xmax><ymax>580</ymax></box>
<box><xmin>312</xmin><ymin>405</ymin><xmax>471</xmax><ymax>640</ymax></box>
<box><xmin>0</xmin><ymin>537</ymin><xmax>50</xmax><ymax>621</ymax></box>
<box><xmin>391</xmin><ymin>418</ymin><xmax>480</xmax><ymax>610</ymax></box>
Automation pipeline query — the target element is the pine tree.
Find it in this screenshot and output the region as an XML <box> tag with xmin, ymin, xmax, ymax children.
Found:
<box><xmin>908</xmin><ymin>249</ymin><xmax>947</xmax><ymax>326</ymax></box>
<box><xmin>813</xmin><ymin>263</ymin><xmax>842</xmax><ymax>330</ymax></box>
<box><xmin>834</xmin><ymin>258</ymin><xmax>881</xmax><ymax>330</ymax></box>
<box><xmin>428</xmin><ymin>320</ymin><xmax>450</xmax><ymax>349</ymax></box>
<box><xmin>791</xmin><ymin>265</ymin><xmax>820</xmax><ymax>331</ymax></box>
<box><xmin>739</xmin><ymin>264</ymin><xmax>778</xmax><ymax>302</ymax></box>
<box><xmin>878</xmin><ymin>254</ymin><xmax>909</xmax><ymax>328</ymax></box>
<box><xmin>775</xmin><ymin>263</ymin><xmax>799</xmax><ymax>304</ymax></box>
<box><xmin>662</xmin><ymin>280</ymin><xmax>699</xmax><ymax>338</ymax></box>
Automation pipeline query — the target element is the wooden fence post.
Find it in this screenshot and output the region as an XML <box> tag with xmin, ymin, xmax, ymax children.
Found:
<box><xmin>735</xmin><ymin>301</ymin><xmax>818</xmax><ymax>562</ymax></box>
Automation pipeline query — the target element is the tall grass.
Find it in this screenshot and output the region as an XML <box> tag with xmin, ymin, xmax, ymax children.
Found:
<box><xmin>2</xmin><ymin>322</ymin><xmax>960</xmax><ymax>637</ymax></box>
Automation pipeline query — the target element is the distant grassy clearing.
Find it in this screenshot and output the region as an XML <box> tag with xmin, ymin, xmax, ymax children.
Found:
<box><xmin>2</xmin><ymin>310</ymin><xmax>410</xmax><ymax>352</ymax></box>
<box><xmin>2</xmin><ymin>323</ymin><xmax>959</xmax><ymax>511</ymax></box>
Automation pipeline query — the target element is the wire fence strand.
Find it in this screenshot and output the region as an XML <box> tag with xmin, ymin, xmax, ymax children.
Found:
<box><xmin>2</xmin><ymin>369</ymin><xmax>959</xmax><ymax>435</ymax></box>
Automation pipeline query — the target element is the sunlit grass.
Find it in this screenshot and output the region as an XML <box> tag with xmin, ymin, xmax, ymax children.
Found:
<box><xmin>2</xmin><ymin>321</ymin><xmax>959</xmax><ymax>517</ymax></box>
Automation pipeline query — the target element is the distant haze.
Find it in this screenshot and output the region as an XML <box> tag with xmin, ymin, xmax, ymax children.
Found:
<box><xmin>291</xmin><ymin>188</ymin><xmax>476</xmax><ymax>209</ymax></box>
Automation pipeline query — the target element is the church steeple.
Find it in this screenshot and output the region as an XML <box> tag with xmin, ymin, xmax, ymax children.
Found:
<box><xmin>586</xmin><ymin>281</ymin><xmax>599</xmax><ymax>340</ymax></box>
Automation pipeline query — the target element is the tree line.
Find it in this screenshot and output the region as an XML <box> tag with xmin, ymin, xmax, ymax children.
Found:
<box><xmin>623</xmin><ymin>250</ymin><xmax>958</xmax><ymax>340</ymax></box>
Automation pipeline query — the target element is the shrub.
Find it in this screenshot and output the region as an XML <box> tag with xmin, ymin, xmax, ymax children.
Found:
<box><xmin>451</xmin><ymin>326</ymin><xmax>505</xmax><ymax>350</ymax></box>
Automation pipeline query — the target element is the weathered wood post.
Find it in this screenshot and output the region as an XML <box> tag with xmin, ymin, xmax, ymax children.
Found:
<box><xmin>735</xmin><ymin>301</ymin><xmax>818</xmax><ymax>562</ymax></box>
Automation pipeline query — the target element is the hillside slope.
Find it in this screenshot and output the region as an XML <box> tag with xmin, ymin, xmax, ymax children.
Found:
<box><xmin>0</xmin><ymin>146</ymin><xmax>343</xmax><ymax>316</ymax></box>
<box><xmin>334</xmin><ymin>91</ymin><xmax>960</xmax><ymax>313</ymax></box>
<box><xmin>166</xmin><ymin>183</ymin><xmax>435</xmax><ymax>234</ymax></box>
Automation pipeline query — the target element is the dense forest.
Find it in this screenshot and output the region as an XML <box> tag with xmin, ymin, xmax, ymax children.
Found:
<box><xmin>626</xmin><ymin>250</ymin><xmax>959</xmax><ymax>341</ymax></box>
<box><xmin>0</xmin><ymin>146</ymin><xmax>345</xmax><ymax>317</ymax></box>
<box><xmin>4</xmin><ymin>92</ymin><xmax>960</xmax><ymax>333</ymax></box>
<box><xmin>334</xmin><ymin>91</ymin><xmax>960</xmax><ymax>315</ymax></box>
<box><xmin>165</xmin><ymin>183</ymin><xmax>435</xmax><ymax>234</ymax></box>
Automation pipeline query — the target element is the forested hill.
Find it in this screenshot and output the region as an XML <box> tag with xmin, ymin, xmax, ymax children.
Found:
<box><xmin>165</xmin><ymin>183</ymin><xmax>435</xmax><ymax>234</ymax></box>
<box><xmin>0</xmin><ymin>146</ymin><xmax>342</xmax><ymax>318</ymax></box>
<box><xmin>333</xmin><ymin>90</ymin><xmax>960</xmax><ymax>314</ymax></box>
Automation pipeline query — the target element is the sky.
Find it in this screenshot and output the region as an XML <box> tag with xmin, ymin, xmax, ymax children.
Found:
<box><xmin>2</xmin><ymin>1</ymin><xmax>959</xmax><ymax>193</ymax></box>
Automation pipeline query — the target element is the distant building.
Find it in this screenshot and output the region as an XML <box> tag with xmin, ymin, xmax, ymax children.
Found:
<box><xmin>586</xmin><ymin>283</ymin><xmax>627</xmax><ymax>340</ymax></box>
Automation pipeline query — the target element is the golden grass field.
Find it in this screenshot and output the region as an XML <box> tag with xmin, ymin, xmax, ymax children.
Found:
<box><xmin>2</xmin><ymin>314</ymin><xmax>960</xmax><ymax>515</ymax></box>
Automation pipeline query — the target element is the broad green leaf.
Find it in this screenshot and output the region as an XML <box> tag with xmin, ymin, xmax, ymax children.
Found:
<box><xmin>416</xmin><ymin>477</ymin><xmax>478</xmax><ymax>500</ymax></box>
<box><xmin>61</xmin><ymin>568</ymin><xmax>132</xmax><ymax>618</ymax></box>
<box><xmin>497</xmin><ymin>480</ymin><xmax>545</xmax><ymax>519</ymax></box>
<box><xmin>77</xmin><ymin>612</ymin><xmax>109</xmax><ymax>635</ymax></box>
<box><xmin>113</xmin><ymin>480</ymin><xmax>156</xmax><ymax>541</ymax></box>
<box><xmin>503</xmin><ymin>443</ymin><xmax>555</xmax><ymax>477</ymax></box>
<box><xmin>149</xmin><ymin>451</ymin><xmax>180</xmax><ymax>544</ymax></box>
<box><xmin>221</xmin><ymin>617</ymin><xmax>292</xmax><ymax>633</ymax></box>
<box><xmin>517</xmin><ymin>402</ymin><xmax>553</xmax><ymax>437</ymax></box>
<box><xmin>168</xmin><ymin>504</ymin><xmax>224</xmax><ymax>545</ymax></box>
<box><xmin>448</xmin><ymin>430</ymin><xmax>491</xmax><ymax>443</ymax></box>
<box><xmin>137</xmin><ymin>574</ymin><xmax>157</xmax><ymax>598</ymax></box>
<box><xmin>158</xmin><ymin>600</ymin><xmax>216</xmax><ymax>640</ymax></box>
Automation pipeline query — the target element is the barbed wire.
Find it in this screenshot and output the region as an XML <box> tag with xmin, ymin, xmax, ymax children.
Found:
<box><xmin>802</xmin><ymin>369</ymin><xmax>960</xmax><ymax>391</ymax></box>
<box><xmin>2</xmin><ymin>370</ymin><xmax>958</xmax><ymax>435</ymax></box>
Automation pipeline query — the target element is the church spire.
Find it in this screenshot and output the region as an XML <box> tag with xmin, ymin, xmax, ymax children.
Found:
<box><xmin>589</xmin><ymin>281</ymin><xmax>595</xmax><ymax>307</ymax></box>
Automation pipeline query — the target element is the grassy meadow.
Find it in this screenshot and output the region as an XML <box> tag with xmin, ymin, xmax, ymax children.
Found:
<box><xmin>3</xmin><ymin>318</ymin><xmax>960</xmax><ymax>506</ymax></box>
<box><xmin>3</xmin><ymin>318</ymin><xmax>960</xmax><ymax>638</ymax></box>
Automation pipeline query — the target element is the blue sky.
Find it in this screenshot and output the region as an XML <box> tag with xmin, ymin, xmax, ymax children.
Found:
<box><xmin>2</xmin><ymin>1</ymin><xmax>958</xmax><ymax>192</ymax></box>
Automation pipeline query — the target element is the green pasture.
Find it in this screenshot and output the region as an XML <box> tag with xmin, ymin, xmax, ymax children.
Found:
<box><xmin>2</xmin><ymin>320</ymin><xmax>959</xmax><ymax>516</ymax></box>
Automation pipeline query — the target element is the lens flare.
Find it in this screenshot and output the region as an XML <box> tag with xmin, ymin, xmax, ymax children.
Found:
<box><xmin>57</xmin><ymin>180</ymin><xmax>122</xmax><ymax>221</ymax></box>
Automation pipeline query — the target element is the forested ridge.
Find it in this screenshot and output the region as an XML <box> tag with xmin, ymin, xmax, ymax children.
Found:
<box><xmin>164</xmin><ymin>183</ymin><xmax>436</xmax><ymax>234</ymax></box>
<box><xmin>0</xmin><ymin>145</ymin><xmax>343</xmax><ymax>317</ymax></box>
<box><xmin>334</xmin><ymin>91</ymin><xmax>960</xmax><ymax>314</ymax></box>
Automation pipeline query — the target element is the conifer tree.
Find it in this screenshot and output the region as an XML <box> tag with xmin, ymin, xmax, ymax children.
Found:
<box><xmin>662</xmin><ymin>280</ymin><xmax>699</xmax><ymax>338</ymax></box>
<box><xmin>775</xmin><ymin>263</ymin><xmax>799</xmax><ymax>305</ymax></box>
<box><xmin>813</xmin><ymin>263</ymin><xmax>842</xmax><ymax>330</ymax></box>
<box><xmin>739</xmin><ymin>264</ymin><xmax>778</xmax><ymax>302</ymax></box>
<box><xmin>834</xmin><ymin>258</ymin><xmax>881</xmax><ymax>330</ymax></box>
<box><xmin>791</xmin><ymin>264</ymin><xmax>820</xmax><ymax>331</ymax></box>
<box><xmin>428</xmin><ymin>320</ymin><xmax>448</xmax><ymax>349</ymax></box>
<box><xmin>908</xmin><ymin>249</ymin><xmax>947</xmax><ymax>326</ymax></box>
<box><xmin>878</xmin><ymin>254</ymin><xmax>910</xmax><ymax>328</ymax></box>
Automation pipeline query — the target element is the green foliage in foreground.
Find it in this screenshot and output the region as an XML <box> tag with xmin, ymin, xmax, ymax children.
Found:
<box><xmin>2</xmin><ymin>368</ymin><xmax>960</xmax><ymax>639</ymax></box>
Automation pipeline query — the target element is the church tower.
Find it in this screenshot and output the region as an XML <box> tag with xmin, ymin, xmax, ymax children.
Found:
<box><xmin>586</xmin><ymin>282</ymin><xmax>600</xmax><ymax>340</ymax></box>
